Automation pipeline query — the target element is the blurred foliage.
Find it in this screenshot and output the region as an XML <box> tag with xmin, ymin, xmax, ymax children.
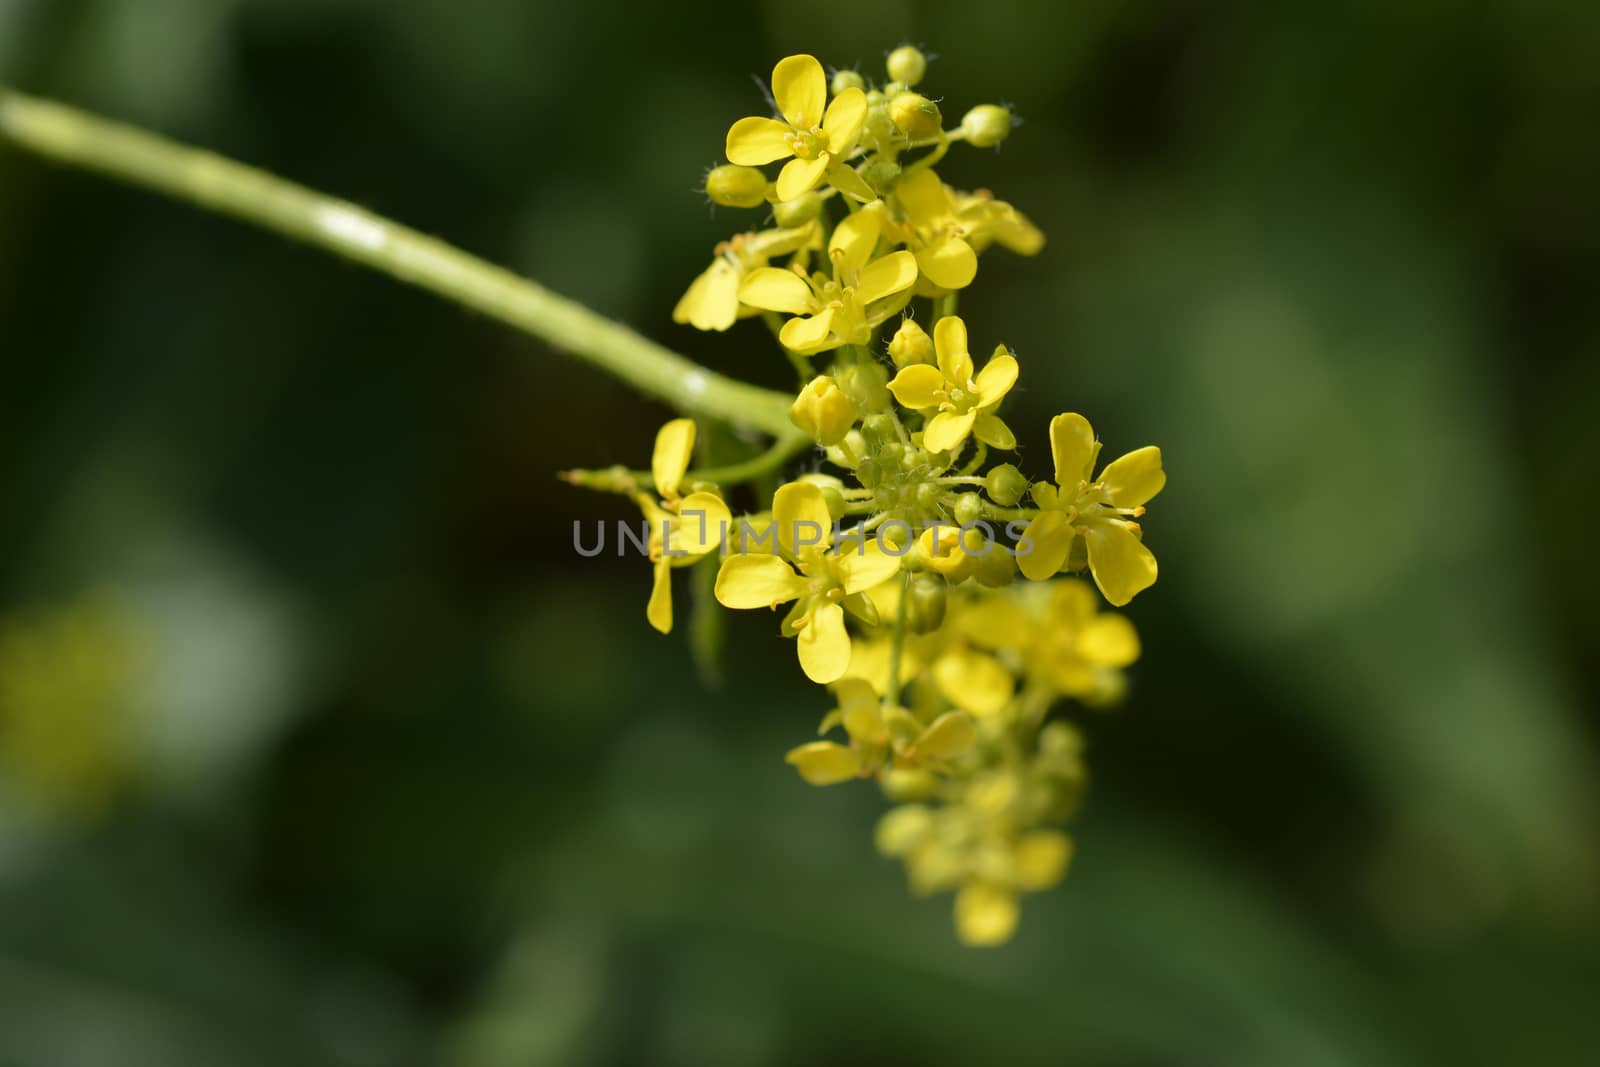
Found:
<box><xmin>1</xmin><ymin>1</ymin><xmax>1598</xmax><ymax>1064</ymax></box>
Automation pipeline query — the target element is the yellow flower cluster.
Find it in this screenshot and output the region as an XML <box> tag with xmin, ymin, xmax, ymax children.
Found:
<box><xmin>569</xmin><ymin>46</ymin><xmax>1167</xmax><ymax>946</ymax></box>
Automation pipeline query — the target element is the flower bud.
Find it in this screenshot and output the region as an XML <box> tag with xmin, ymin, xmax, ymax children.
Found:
<box><xmin>960</xmin><ymin>104</ymin><xmax>1012</xmax><ymax>148</ymax></box>
<box><xmin>790</xmin><ymin>375</ymin><xmax>858</xmax><ymax>446</ymax></box>
<box><xmin>888</xmin><ymin>318</ymin><xmax>934</xmax><ymax>368</ymax></box>
<box><xmin>860</xmin><ymin>412</ymin><xmax>896</xmax><ymax>448</ymax></box>
<box><xmin>859</xmin><ymin>158</ymin><xmax>902</xmax><ymax>193</ymax></box>
<box><xmin>798</xmin><ymin>472</ymin><xmax>848</xmax><ymax>519</ymax></box>
<box><xmin>984</xmin><ymin>463</ymin><xmax>1028</xmax><ymax>506</ymax></box>
<box><xmin>885</xmin><ymin>45</ymin><xmax>928</xmax><ymax>87</ymax></box>
<box><xmin>973</xmin><ymin>542</ymin><xmax>1016</xmax><ymax>587</ymax></box>
<box><xmin>905</xmin><ymin>573</ymin><xmax>948</xmax><ymax>633</ymax></box>
<box><xmin>826</xmin><ymin>428</ymin><xmax>870</xmax><ymax>469</ymax></box>
<box><xmin>704</xmin><ymin>164</ymin><xmax>769</xmax><ymax>208</ymax></box>
<box><xmin>889</xmin><ymin>92</ymin><xmax>943</xmax><ymax>139</ymax></box>
<box><xmin>831</xmin><ymin>68</ymin><xmax>865</xmax><ymax>94</ymax></box>
<box><xmin>834</xmin><ymin>358</ymin><xmax>890</xmax><ymax>412</ymax></box>
<box><xmin>772</xmin><ymin>189</ymin><xmax>826</xmax><ymax>227</ymax></box>
<box><xmin>880</xmin><ymin>771</ymin><xmax>939</xmax><ymax>803</ymax></box>
<box><xmin>952</xmin><ymin>492</ymin><xmax>983</xmax><ymax>526</ymax></box>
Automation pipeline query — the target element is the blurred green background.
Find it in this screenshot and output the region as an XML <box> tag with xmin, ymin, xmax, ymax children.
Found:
<box><xmin>2</xmin><ymin>1</ymin><xmax>1598</xmax><ymax>1064</ymax></box>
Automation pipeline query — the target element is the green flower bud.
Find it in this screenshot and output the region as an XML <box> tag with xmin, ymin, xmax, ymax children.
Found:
<box><xmin>880</xmin><ymin>771</ymin><xmax>939</xmax><ymax>803</ymax></box>
<box><xmin>826</xmin><ymin>428</ymin><xmax>870</xmax><ymax>469</ymax></box>
<box><xmin>905</xmin><ymin>573</ymin><xmax>948</xmax><ymax>633</ymax></box>
<box><xmin>859</xmin><ymin>158</ymin><xmax>902</xmax><ymax>193</ymax></box>
<box><xmin>960</xmin><ymin>104</ymin><xmax>1012</xmax><ymax>148</ymax></box>
<box><xmin>888</xmin><ymin>318</ymin><xmax>934</xmax><ymax>368</ymax></box>
<box><xmin>985</xmin><ymin>463</ymin><xmax>1028</xmax><ymax>506</ymax></box>
<box><xmin>704</xmin><ymin>164</ymin><xmax>769</xmax><ymax>208</ymax></box>
<box><xmin>974</xmin><ymin>542</ymin><xmax>1016</xmax><ymax>587</ymax></box>
<box><xmin>952</xmin><ymin>492</ymin><xmax>983</xmax><ymax>526</ymax></box>
<box><xmin>831</xmin><ymin>68</ymin><xmax>866</xmax><ymax>95</ymax></box>
<box><xmin>834</xmin><ymin>358</ymin><xmax>890</xmax><ymax>412</ymax></box>
<box><xmin>915</xmin><ymin>481</ymin><xmax>943</xmax><ymax>511</ymax></box>
<box><xmin>790</xmin><ymin>376</ymin><xmax>858</xmax><ymax>446</ymax></box>
<box><xmin>878</xmin><ymin>520</ymin><xmax>911</xmax><ymax>553</ymax></box>
<box><xmin>860</xmin><ymin>412</ymin><xmax>896</xmax><ymax>448</ymax></box>
<box><xmin>885</xmin><ymin>45</ymin><xmax>928</xmax><ymax>87</ymax></box>
<box><xmin>772</xmin><ymin>189</ymin><xmax>826</xmax><ymax>227</ymax></box>
<box><xmin>798</xmin><ymin>472</ymin><xmax>848</xmax><ymax>520</ymax></box>
<box><xmin>856</xmin><ymin>457</ymin><xmax>883</xmax><ymax>489</ymax></box>
<box><xmin>889</xmin><ymin>92</ymin><xmax>943</xmax><ymax>139</ymax></box>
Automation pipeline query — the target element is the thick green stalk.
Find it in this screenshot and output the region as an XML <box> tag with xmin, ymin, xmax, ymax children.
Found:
<box><xmin>0</xmin><ymin>88</ymin><xmax>795</xmax><ymax>436</ymax></box>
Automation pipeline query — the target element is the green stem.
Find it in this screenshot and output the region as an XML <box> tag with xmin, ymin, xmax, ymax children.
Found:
<box><xmin>0</xmin><ymin>88</ymin><xmax>795</xmax><ymax>436</ymax></box>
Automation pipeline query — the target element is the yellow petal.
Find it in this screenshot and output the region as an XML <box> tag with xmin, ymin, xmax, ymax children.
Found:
<box><xmin>744</xmin><ymin>223</ymin><xmax>817</xmax><ymax>260</ymax></box>
<box><xmin>1084</xmin><ymin>520</ymin><xmax>1157</xmax><ymax>606</ymax></box>
<box><xmin>646</xmin><ymin>557</ymin><xmax>672</xmax><ymax>634</ymax></box>
<box><xmin>914</xmin><ymin>711</ymin><xmax>976</xmax><ymax>760</ymax></box>
<box><xmin>895</xmin><ymin>168</ymin><xmax>953</xmax><ymax>225</ymax></box>
<box><xmin>1078</xmin><ymin>613</ymin><xmax>1141</xmax><ymax>668</ymax></box>
<box><xmin>775</xmin><ymin>154</ymin><xmax>828</xmax><ymax>202</ymax></box>
<box><xmin>932</xmin><ymin>648</ymin><xmax>1014</xmax><ymax>716</ymax></box>
<box><xmin>856</xmin><ymin>251</ymin><xmax>919</xmax><ymax>305</ymax></box>
<box><xmin>670</xmin><ymin>491</ymin><xmax>731</xmax><ymax>556</ymax></box>
<box><xmin>887</xmin><ymin>364</ymin><xmax>945</xmax><ymax>410</ymax></box>
<box><xmin>738</xmin><ymin>267</ymin><xmax>815</xmax><ymax>314</ymax></box>
<box><xmin>726</xmin><ymin>116</ymin><xmax>794</xmax><ymax>166</ymax></box>
<box><xmin>714</xmin><ymin>553</ymin><xmax>806</xmax><ymax>609</ymax></box>
<box><xmin>956</xmin><ymin>597</ymin><xmax>1031</xmax><ymax>648</ymax></box>
<box><xmin>671</xmin><ymin>258</ymin><xmax>740</xmax><ymax>332</ymax></box>
<box><xmin>914</xmin><ymin>235</ymin><xmax>977</xmax><ymax>291</ymax></box>
<box><xmin>1013</xmin><ymin>831</ymin><xmax>1074</xmax><ymax>891</ymax></box>
<box><xmin>934</xmin><ymin>315</ymin><xmax>972</xmax><ymax>383</ymax></box>
<box><xmin>1017</xmin><ymin>510</ymin><xmax>1075</xmax><ymax>582</ymax></box>
<box><xmin>785</xmin><ymin>741</ymin><xmax>861</xmax><ymax>786</ymax></box>
<box><xmin>1049</xmin><ymin>579</ymin><xmax>1099</xmax><ymax>627</ymax></box>
<box><xmin>836</xmin><ymin>540</ymin><xmax>903</xmax><ymax>594</ymax></box>
<box><xmin>922</xmin><ymin>410</ymin><xmax>976</xmax><ymax>454</ymax></box>
<box><xmin>798</xmin><ymin>601</ymin><xmax>851</xmax><ymax>683</ymax></box>
<box><xmin>651</xmin><ymin>418</ymin><xmax>695</xmax><ymax>499</ymax></box>
<box><xmin>772</xmin><ymin>481</ymin><xmax>833</xmax><ymax>558</ymax></box>
<box><xmin>777</xmin><ymin>308</ymin><xmax>838</xmax><ymax>354</ymax></box>
<box><xmin>829</xmin><ymin>202</ymin><xmax>884</xmax><ymax>279</ymax></box>
<box><xmin>772</xmin><ymin>54</ymin><xmax>826</xmax><ymax>129</ymax></box>
<box><xmin>822</xmin><ymin>87</ymin><xmax>867</xmax><ymax>153</ymax></box>
<box><xmin>954</xmin><ymin>883</ymin><xmax>1019</xmax><ymax>946</ymax></box>
<box><xmin>1098</xmin><ymin>445</ymin><xmax>1166</xmax><ymax>507</ymax></box>
<box><xmin>826</xmin><ymin>160</ymin><xmax>876</xmax><ymax>202</ymax></box>
<box><xmin>834</xmin><ymin>677</ymin><xmax>883</xmax><ymax>744</ymax></box>
<box><xmin>974</xmin><ymin>352</ymin><xmax>1018</xmax><ymax>406</ymax></box>
<box><xmin>973</xmin><ymin>412</ymin><xmax>1015</xmax><ymax>449</ymax></box>
<box><xmin>1049</xmin><ymin>412</ymin><xmax>1098</xmax><ymax>488</ymax></box>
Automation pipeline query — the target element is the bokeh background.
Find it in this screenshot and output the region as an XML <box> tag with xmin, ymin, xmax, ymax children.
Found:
<box><xmin>2</xmin><ymin>1</ymin><xmax>1599</xmax><ymax>1064</ymax></box>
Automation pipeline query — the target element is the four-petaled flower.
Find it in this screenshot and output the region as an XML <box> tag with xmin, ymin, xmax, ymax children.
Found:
<box><xmin>1017</xmin><ymin>414</ymin><xmax>1165</xmax><ymax>605</ymax></box>
<box><xmin>672</xmin><ymin>223</ymin><xmax>817</xmax><ymax>332</ymax></box>
<box><xmin>714</xmin><ymin>481</ymin><xmax>901</xmax><ymax>683</ymax></box>
<box><xmin>893</xmin><ymin>169</ymin><xmax>978</xmax><ymax>292</ymax></box>
<box><xmin>738</xmin><ymin>201</ymin><xmax>918</xmax><ymax>355</ymax></box>
<box><xmin>887</xmin><ymin>315</ymin><xmax>1018</xmax><ymax>453</ymax></box>
<box><xmin>726</xmin><ymin>54</ymin><xmax>868</xmax><ymax>202</ymax></box>
<box><xmin>635</xmin><ymin>419</ymin><xmax>731</xmax><ymax>634</ymax></box>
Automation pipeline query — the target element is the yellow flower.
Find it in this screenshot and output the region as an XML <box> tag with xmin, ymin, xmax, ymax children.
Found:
<box><xmin>892</xmin><ymin>169</ymin><xmax>978</xmax><ymax>291</ymax></box>
<box><xmin>714</xmin><ymin>481</ymin><xmax>901</xmax><ymax>683</ymax></box>
<box><xmin>958</xmin><ymin>580</ymin><xmax>1139</xmax><ymax>701</ymax></box>
<box><xmin>726</xmin><ymin>54</ymin><xmax>869</xmax><ymax>202</ymax></box>
<box><xmin>673</xmin><ymin>223</ymin><xmax>817</xmax><ymax>332</ymax></box>
<box><xmin>636</xmin><ymin>419</ymin><xmax>731</xmax><ymax>634</ymax></box>
<box><xmin>1017</xmin><ymin>414</ymin><xmax>1165</xmax><ymax>606</ymax></box>
<box><xmin>953</xmin><ymin>188</ymin><xmax>1045</xmax><ymax>257</ymax></box>
<box><xmin>738</xmin><ymin>201</ymin><xmax>918</xmax><ymax>355</ymax></box>
<box><xmin>887</xmin><ymin>315</ymin><xmax>1018</xmax><ymax>453</ymax></box>
<box><xmin>786</xmin><ymin>677</ymin><xmax>976</xmax><ymax>785</ymax></box>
